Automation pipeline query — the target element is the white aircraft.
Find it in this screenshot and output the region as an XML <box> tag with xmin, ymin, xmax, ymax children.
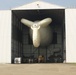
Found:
<box><xmin>21</xmin><ymin>18</ymin><xmax>53</xmax><ymax>47</ymax></box>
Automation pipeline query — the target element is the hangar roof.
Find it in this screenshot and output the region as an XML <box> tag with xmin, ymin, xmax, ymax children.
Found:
<box><xmin>12</xmin><ymin>1</ymin><xmax>65</xmax><ymax>10</ymax></box>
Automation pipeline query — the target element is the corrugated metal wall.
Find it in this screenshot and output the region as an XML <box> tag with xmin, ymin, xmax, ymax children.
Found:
<box><xmin>11</xmin><ymin>11</ymin><xmax>23</xmax><ymax>63</ymax></box>
<box><xmin>65</xmin><ymin>9</ymin><xmax>76</xmax><ymax>63</ymax></box>
<box><xmin>0</xmin><ymin>10</ymin><xmax>11</xmax><ymax>63</ymax></box>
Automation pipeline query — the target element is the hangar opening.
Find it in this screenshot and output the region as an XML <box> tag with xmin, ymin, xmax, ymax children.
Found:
<box><xmin>11</xmin><ymin>9</ymin><xmax>65</xmax><ymax>63</ymax></box>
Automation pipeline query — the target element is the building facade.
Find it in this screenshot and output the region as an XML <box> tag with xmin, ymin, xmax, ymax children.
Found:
<box><xmin>0</xmin><ymin>1</ymin><xmax>76</xmax><ymax>63</ymax></box>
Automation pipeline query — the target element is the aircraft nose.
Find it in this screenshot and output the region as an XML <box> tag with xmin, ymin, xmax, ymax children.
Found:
<box><xmin>32</xmin><ymin>23</ymin><xmax>38</xmax><ymax>28</ymax></box>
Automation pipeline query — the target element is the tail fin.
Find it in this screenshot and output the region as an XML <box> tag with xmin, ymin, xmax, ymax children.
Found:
<box><xmin>21</xmin><ymin>18</ymin><xmax>34</xmax><ymax>27</ymax></box>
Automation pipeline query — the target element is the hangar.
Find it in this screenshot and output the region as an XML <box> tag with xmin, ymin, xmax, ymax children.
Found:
<box><xmin>0</xmin><ymin>1</ymin><xmax>76</xmax><ymax>63</ymax></box>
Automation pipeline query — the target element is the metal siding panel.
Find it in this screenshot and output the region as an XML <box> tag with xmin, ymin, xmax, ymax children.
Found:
<box><xmin>12</xmin><ymin>1</ymin><xmax>65</xmax><ymax>10</ymax></box>
<box><xmin>0</xmin><ymin>10</ymin><xmax>11</xmax><ymax>63</ymax></box>
<box><xmin>65</xmin><ymin>9</ymin><xmax>76</xmax><ymax>63</ymax></box>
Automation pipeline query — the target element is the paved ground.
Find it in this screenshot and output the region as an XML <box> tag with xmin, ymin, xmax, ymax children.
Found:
<box><xmin>0</xmin><ymin>63</ymin><xmax>76</xmax><ymax>75</ymax></box>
